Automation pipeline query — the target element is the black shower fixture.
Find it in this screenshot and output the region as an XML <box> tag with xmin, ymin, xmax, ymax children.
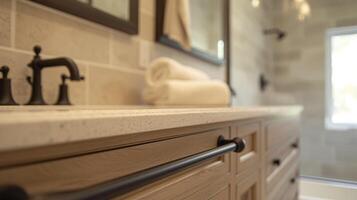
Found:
<box><xmin>263</xmin><ymin>28</ymin><xmax>287</xmax><ymax>40</ymax></box>
<box><xmin>259</xmin><ymin>74</ymin><xmax>269</xmax><ymax>92</ymax></box>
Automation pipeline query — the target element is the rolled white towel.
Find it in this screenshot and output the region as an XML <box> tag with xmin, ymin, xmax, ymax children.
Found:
<box><xmin>143</xmin><ymin>80</ymin><xmax>231</xmax><ymax>106</ymax></box>
<box><xmin>146</xmin><ymin>57</ymin><xmax>210</xmax><ymax>86</ymax></box>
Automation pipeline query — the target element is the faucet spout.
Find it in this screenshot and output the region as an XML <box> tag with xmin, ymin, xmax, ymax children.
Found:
<box><xmin>36</xmin><ymin>57</ymin><xmax>81</xmax><ymax>80</ymax></box>
<box><xmin>26</xmin><ymin>45</ymin><xmax>84</xmax><ymax>105</ymax></box>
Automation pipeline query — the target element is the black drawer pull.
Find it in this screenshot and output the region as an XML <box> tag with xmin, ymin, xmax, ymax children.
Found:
<box><xmin>0</xmin><ymin>185</ymin><xmax>27</xmax><ymax>200</ymax></box>
<box><xmin>291</xmin><ymin>142</ymin><xmax>299</xmax><ymax>149</ymax></box>
<box><xmin>290</xmin><ymin>177</ymin><xmax>296</xmax><ymax>184</ymax></box>
<box><xmin>0</xmin><ymin>135</ymin><xmax>245</xmax><ymax>200</ymax></box>
<box><xmin>272</xmin><ymin>158</ymin><xmax>281</xmax><ymax>166</ymax></box>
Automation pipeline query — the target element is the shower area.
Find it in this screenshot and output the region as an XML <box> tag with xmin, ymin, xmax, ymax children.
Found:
<box><xmin>264</xmin><ymin>0</ymin><xmax>357</xmax><ymax>184</ymax></box>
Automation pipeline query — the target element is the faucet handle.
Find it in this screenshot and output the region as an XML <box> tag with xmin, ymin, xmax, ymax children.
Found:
<box><xmin>56</xmin><ymin>74</ymin><xmax>72</xmax><ymax>105</ymax></box>
<box><xmin>0</xmin><ymin>66</ymin><xmax>9</xmax><ymax>78</ymax></box>
<box><xmin>27</xmin><ymin>45</ymin><xmax>42</xmax><ymax>69</ymax></box>
<box><xmin>33</xmin><ymin>45</ymin><xmax>42</xmax><ymax>57</ymax></box>
<box><xmin>0</xmin><ymin>65</ymin><xmax>18</xmax><ymax>105</ymax></box>
<box><xmin>26</xmin><ymin>76</ymin><xmax>32</xmax><ymax>85</ymax></box>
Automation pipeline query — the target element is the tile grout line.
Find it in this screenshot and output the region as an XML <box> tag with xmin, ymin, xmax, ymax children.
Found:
<box><xmin>0</xmin><ymin>45</ymin><xmax>32</xmax><ymax>55</ymax></box>
<box><xmin>109</xmin><ymin>30</ymin><xmax>113</xmax><ymax>65</ymax></box>
<box><xmin>85</xmin><ymin>65</ymin><xmax>90</xmax><ymax>105</ymax></box>
<box><xmin>0</xmin><ymin>46</ymin><xmax>145</xmax><ymax>76</ymax></box>
<box><xmin>10</xmin><ymin>0</ymin><xmax>16</xmax><ymax>48</ymax></box>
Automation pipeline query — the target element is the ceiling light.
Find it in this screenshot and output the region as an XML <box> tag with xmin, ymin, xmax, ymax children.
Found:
<box><xmin>252</xmin><ymin>0</ymin><xmax>260</xmax><ymax>8</ymax></box>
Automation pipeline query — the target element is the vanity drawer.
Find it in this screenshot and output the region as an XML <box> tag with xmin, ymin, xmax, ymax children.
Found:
<box><xmin>266</xmin><ymin>137</ymin><xmax>299</xmax><ymax>177</ymax></box>
<box><xmin>175</xmin><ymin>176</ymin><xmax>230</xmax><ymax>200</ymax></box>
<box><xmin>235</xmin><ymin>122</ymin><xmax>261</xmax><ymax>174</ymax></box>
<box><xmin>265</xmin><ymin>118</ymin><xmax>299</xmax><ymax>152</ymax></box>
<box><xmin>122</xmin><ymin>161</ymin><xmax>231</xmax><ymax>200</ymax></box>
<box><xmin>0</xmin><ymin>127</ymin><xmax>231</xmax><ymax>197</ymax></box>
<box><xmin>268</xmin><ymin>166</ymin><xmax>299</xmax><ymax>200</ymax></box>
<box><xmin>236</xmin><ymin>169</ymin><xmax>260</xmax><ymax>200</ymax></box>
<box><xmin>266</xmin><ymin>148</ymin><xmax>299</xmax><ymax>195</ymax></box>
<box><xmin>280</xmin><ymin>171</ymin><xmax>299</xmax><ymax>200</ymax></box>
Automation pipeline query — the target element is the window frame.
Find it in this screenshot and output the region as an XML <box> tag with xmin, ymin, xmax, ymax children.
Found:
<box><xmin>325</xmin><ymin>26</ymin><xmax>357</xmax><ymax>130</ymax></box>
<box><xmin>30</xmin><ymin>0</ymin><xmax>139</xmax><ymax>35</ymax></box>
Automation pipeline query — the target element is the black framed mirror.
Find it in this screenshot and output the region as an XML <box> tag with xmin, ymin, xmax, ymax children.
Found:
<box><xmin>156</xmin><ymin>0</ymin><xmax>229</xmax><ymax>65</ymax></box>
<box><xmin>30</xmin><ymin>0</ymin><xmax>139</xmax><ymax>34</ymax></box>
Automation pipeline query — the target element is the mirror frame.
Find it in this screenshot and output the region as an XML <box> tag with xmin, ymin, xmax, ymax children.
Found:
<box><xmin>155</xmin><ymin>0</ymin><xmax>230</xmax><ymax>65</ymax></box>
<box><xmin>30</xmin><ymin>0</ymin><xmax>139</xmax><ymax>34</ymax></box>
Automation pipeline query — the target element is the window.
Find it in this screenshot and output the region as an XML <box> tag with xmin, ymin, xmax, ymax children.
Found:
<box><xmin>326</xmin><ymin>26</ymin><xmax>357</xmax><ymax>129</ymax></box>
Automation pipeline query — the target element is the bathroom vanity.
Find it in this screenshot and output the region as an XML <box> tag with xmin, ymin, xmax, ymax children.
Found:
<box><xmin>0</xmin><ymin>106</ymin><xmax>301</xmax><ymax>200</ymax></box>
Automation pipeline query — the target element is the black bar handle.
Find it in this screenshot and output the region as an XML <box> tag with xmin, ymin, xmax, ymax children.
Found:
<box><xmin>0</xmin><ymin>136</ymin><xmax>245</xmax><ymax>200</ymax></box>
<box><xmin>217</xmin><ymin>135</ymin><xmax>246</xmax><ymax>153</ymax></box>
<box><xmin>0</xmin><ymin>185</ymin><xmax>28</xmax><ymax>200</ymax></box>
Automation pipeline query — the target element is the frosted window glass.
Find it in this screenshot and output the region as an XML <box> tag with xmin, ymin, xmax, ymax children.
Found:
<box><xmin>330</xmin><ymin>33</ymin><xmax>357</xmax><ymax>125</ymax></box>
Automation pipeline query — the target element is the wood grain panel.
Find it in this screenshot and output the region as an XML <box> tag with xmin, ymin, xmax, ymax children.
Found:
<box><xmin>235</xmin><ymin>122</ymin><xmax>261</xmax><ymax>174</ymax></box>
<box><xmin>265</xmin><ymin>118</ymin><xmax>299</xmax><ymax>152</ymax></box>
<box><xmin>182</xmin><ymin>176</ymin><xmax>230</xmax><ymax>200</ymax></box>
<box><xmin>0</xmin><ymin>128</ymin><xmax>229</xmax><ymax>195</ymax></box>
<box><xmin>267</xmin><ymin>163</ymin><xmax>298</xmax><ymax>200</ymax></box>
<box><xmin>118</xmin><ymin>161</ymin><xmax>230</xmax><ymax>200</ymax></box>
<box><xmin>0</xmin><ymin>121</ymin><xmax>233</xmax><ymax>168</ymax></box>
<box><xmin>236</xmin><ymin>169</ymin><xmax>260</xmax><ymax>200</ymax></box>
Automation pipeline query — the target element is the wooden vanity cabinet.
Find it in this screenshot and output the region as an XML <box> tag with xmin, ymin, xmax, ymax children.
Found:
<box><xmin>236</xmin><ymin>169</ymin><xmax>261</xmax><ymax>200</ymax></box>
<box><xmin>264</xmin><ymin>117</ymin><xmax>300</xmax><ymax>200</ymax></box>
<box><xmin>0</xmin><ymin>114</ymin><xmax>300</xmax><ymax>200</ymax></box>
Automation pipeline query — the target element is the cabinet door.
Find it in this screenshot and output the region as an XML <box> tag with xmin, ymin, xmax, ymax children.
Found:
<box><xmin>235</xmin><ymin>121</ymin><xmax>261</xmax><ymax>174</ymax></box>
<box><xmin>236</xmin><ymin>170</ymin><xmax>260</xmax><ymax>200</ymax></box>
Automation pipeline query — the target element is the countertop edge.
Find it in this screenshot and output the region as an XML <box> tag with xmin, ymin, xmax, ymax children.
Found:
<box><xmin>0</xmin><ymin>106</ymin><xmax>303</xmax><ymax>151</ymax></box>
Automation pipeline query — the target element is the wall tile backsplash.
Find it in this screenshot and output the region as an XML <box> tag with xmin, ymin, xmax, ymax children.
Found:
<box><xmin>15</xmin><ymin>1</ymin><xmax>111</xmax><ymax>64</ymax></box>
<box><xmin>0</xmin><ymin>0</ymin><xmax>225</xmax><ymax>105</ymax></box>
<box><xmin>0</xmin><ymin>0</ymin><xmax>11</xmax><ymax>47</ymax></box>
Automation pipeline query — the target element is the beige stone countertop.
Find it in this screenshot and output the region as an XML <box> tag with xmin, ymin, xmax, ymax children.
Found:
<box><xmin>0</xmin><ymin>105</ymin><xmax>303</xmax><ymax>151</ymax></box>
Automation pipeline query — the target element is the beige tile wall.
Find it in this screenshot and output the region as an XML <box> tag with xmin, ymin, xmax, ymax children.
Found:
<box><xmin>0</xmin><ymin>0</ymin><xmax>226</xmax><ymax>105</ymax></box>
<box><xmin>0</xmin><ymin>0</ymin><xmax>11</xmax><ymax>47</ymax></box>
<box><xmin>230</xmin><ymin>0</ymin><xmax>273</xmax><ymax>105</ymax></box>
<box><xmin>269</xmin><ymin>0</ymin><xmax>357</xmax><ymax>182</ymax></box>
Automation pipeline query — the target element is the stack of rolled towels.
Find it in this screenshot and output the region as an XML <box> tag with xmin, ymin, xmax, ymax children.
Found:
<box><xmin>142</xmin><ymin>57</ymin><xmax>231</xmax><ymax>106</ymax></box>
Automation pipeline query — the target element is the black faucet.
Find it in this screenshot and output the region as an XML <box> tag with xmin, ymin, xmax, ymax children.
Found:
<box><xmin>26</xmin><ymin>45</ymin><xmax>83</xmax><ymax>105</ymax></box>
<box><xmin>0</xmin><ymin>66</ymin><xmax>18</xmax><ymax>105</ymax></box>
